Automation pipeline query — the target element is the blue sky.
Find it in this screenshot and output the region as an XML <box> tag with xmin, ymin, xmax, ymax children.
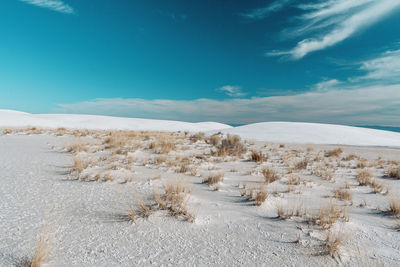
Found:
<box><xmin>1</xmin><ymin>0</ymin><xmax>400</xmax><ymax>125</ymax></box>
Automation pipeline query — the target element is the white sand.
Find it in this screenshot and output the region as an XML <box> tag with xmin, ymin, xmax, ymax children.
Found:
<box><xmin>1</xmin><ymin>111</ymin><xmax>400</xmax><ymax>266</ymax></box>
<box><xmin>2</xmin><ymin>109</ymin><xmax>400</xmax><ymax>147</ymax></box>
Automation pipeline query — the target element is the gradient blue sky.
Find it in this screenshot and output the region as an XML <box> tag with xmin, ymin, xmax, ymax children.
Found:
<box><xmin>1</xmin><ymin>0</ymin><xmax>400</xmax><ymax>125</ymax></box>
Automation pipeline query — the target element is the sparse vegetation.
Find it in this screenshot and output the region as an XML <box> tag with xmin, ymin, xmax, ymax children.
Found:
<box><xmin>325</xmin><ymin>148</ymin><xmax>343</xmax><ymax>157</ymax></box>
<box><xmin>356</xmin><ymin>170</ymin><xmax>372</xmax><ymax>186</ymax></box>
<box><xmin>254</xmin><ymin>186</ymin><xmax>268</xmax><ymax>206</ymax></box>
<box><xmin>324</xmin><ymin>230</ymin><xmax>344</xmax><ymax>258</ymax></box>
<box><xmin>262</xmin><ymin>167</ymin><xmax>279</xmax><ymax>184</ymax></box>
<box><xmin>388</xmin><ymin>195</ymin><xmax>400</xmax><ymax>217</ymax></box>
<box><xmin>250</xmin><ymin>150</ymin><xmax>267</xmax><ymax>163</ymax></box>
<box><xmin>216</xmin><ymin>134</ymin><xmax>247</xmax><ymax>157</ymax></box>
<box><xmin>203</xmin><ymin>172</ymin><xmax>225</xmax><ymax>185</ymax></box>
<box><xmin>388</xmin><ymin>165</ymin><xmax>400</xmax><ymax>179</ymax></box>
<box><xmin>154</xmin><ymin>182</ymin><xmax>194</xmax><ymax>222</ymax></box>
<box><xmin>19</xmin><ymin>232</ymin><xmax>50</xmax><ymax>267</ymax></box>
<box><xmin>333</xmin><ymin>188</ymin><xmax>352</xmax><ymax>202</ymax></box>
<box><xmin>207</xmin><ymin>134</ymin><xmax>221</xmax><ymax>146</ymax></box>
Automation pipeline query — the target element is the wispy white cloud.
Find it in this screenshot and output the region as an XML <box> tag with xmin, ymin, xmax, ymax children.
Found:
<box><xmin>57</xmin><ymin>84</ymin><xmax>400</xmax><ymax>126</ymax></box>
<box><xmin>216</xmin><ymin>85</ymin><xmax>246</xmax><ymax>97</ymax></box>
<box><xmin>312</xmin><ymin>79</ymin><xmax>341</xmax><ymax>91</ymax></box>
<box><xmin>241</xmin><ymin>0</ymin><xmax>291</xmax><ymax>19</ymax></box>
<box><xmin>268</xmin><ymin>0</ymin><xmax>400</xmax><ymax>59</ymax></box>
<box><xmin>20</xmin><ymin>0</ymin><xmax>74</xmax><ymax>14</ymax></box>
<box><xmin>357</xmin><ymin>48</ymin><xmax>400</xmax><ymax>82</ymax></box>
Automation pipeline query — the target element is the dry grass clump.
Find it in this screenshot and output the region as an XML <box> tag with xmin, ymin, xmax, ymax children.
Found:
<box><xmin>190</xmin><ymin>132</ymin><xmax>205</xmax><ymax>143</ymax></box>
<box><xmin>388</xmin><ymin>195</ymin><xmax>400</xmax><ymax>217</ymax></box>
<box><xmin>70</xmin><ymin>155</ymin><xmax>90</xmax><ymax>176</ymax></box>
<box><xmin>177</xmin><ymin>165</ymin><xmax>188</xmax><ymax>173</ymax></box>
<box><xmin>203</xmin><ymin>172</ymin><xmax>225</xmax><ymax>185</ymax></box>
<box><xmin>158</xmin><ymin>139</ymin><xmax>175</xmax><ymax>154</ymax></box>
<box><xmin>294</xmin><ymin>159</ymin><xmax>308</xmax><ymax>171</ymax></box>
<box><xmin>216</xmin><ymin>134</ymin><xmax>247</xmax><ymax>157</ymax></box>
<box><xmin>154</xmin><ymin>155</ymin><xmax>167</xmax><ymax>165</ymax></box>
<box><xmin>324</xmin><ymin>230</ymin><xmax>344</xmax><ymax>258</ymax></box>
<box><xmin>104</xmin><ymin>131</ymin><xmax>132</xmax><ymax>149</ymax></box>
<box><xmin>356</xmin><ymin>170</ymin><xmax>372</xmax><ymax>186</ymax></box>
<box><xmin>343</xmin><ymin>154</ymin><xmax>357</xmax><ymax>161</ymax></box>
<box><xmin>388</xmin><ymin>165</ymin><xmax>400</xmax><ymax>179</ymax></box>
<box><xmin>275</xmin><ymin>203</ymin><xmax>304</xmax><ymax>220</ymax></box>
<box><xmin>65</xmin><ymin>141</ymin><xmax>88</xmax><ymax>153</ymax></box>
<box><xmin>287</xmin><ymin>175</ymin><xmax>302</xmax><ymax>185</ymax></box>
<box><xmin>308</xmin><ymin>202</ymin><xmax>348</xmax><ymax>229</ymax></box>
<box><xmin>254</xmin><ymin>186</ymin><xmax>268</xmax><ymax>206</ymax></box>
<box><xmin>355</xmin><ymin>170</ymin><xmax>388</xmax><ymax>194</ymax></box>
<box><xmin>250</xmin><ymin>150</ymin><xmax>267</xmax><ymax>163</ymax></box>
<box><xmin>356</xmin><ymin>159</ymin><xmax>369</xmax><ymax>169</ymax></box>
<box><xmin>325</xmin><ymin>148</ymin><xmax>343</xmax><ymax>157</ymax></box>
<box><xmin>332</xmin><ymin>188</ymin><xmax>352</xmax><ymax>202</ymax></box>
<box><xmin>262</xmin><ymin>167</ymin><xmax>279</xmax><ymax>183</ymax></box>
<box><xmin>136</xmin><ymin>196</ymin><xmax>151</xmax><ymax>218</ymax></box>
<box><xmin>207</xmin><ymin>134</ymin><xmax>221</xmax><ymax>146</ymax></box>
<box><xmin>370</xmin><ymin>180</ymin><xmax>386</xmax><ymax>194</ymax></box>
<box><xmin>125</xmin><ymin>194</ymin><xmax>152</xmax><ymax>221</ymax></box>
<box><xmin>154</xmin><ymin>182</ymin><xmax>194</xmax><ymax>222</ymax></box>
<box><xmin>19</xmin><ymin>232</ymin><xmax>51</xmax><ymax>267</ymax></box>
<box><xmin>2</xmin><ymin>128</ymin><xmax>13</xmax><ymax>135</ymax></box>
<box><xmin>311</xmin><ymin>166</ymin><xmax>334</xmax><ymax>181</ymax></box>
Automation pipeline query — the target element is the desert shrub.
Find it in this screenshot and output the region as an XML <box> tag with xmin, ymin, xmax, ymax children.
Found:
<box><xmin>177</xmin><ymin>165</ymin><xmax>188</xmax><ymax>173</ymax></box>
<box><xmin>356</xmin><ymin>170</ymin><xmax>372</xmax><ymax>186</ymax></box>
<box><xmin>103</xmin><ymin>131</ymin><xmax>131</xmax><ymax>148</ymax></box>
<box><xmin>216</xmin><ymin>134</ymin><xmax>247</xmax><ymax>157</ymax></box>
<box><xmin>136</xmin><ymin>196</ymin><xmax>151</xmax><ymax>218</ymax></box>
<box><xmin>203</xmin><ymin>172</ymin><xmax>224</xmax><ymax>185</ymax></box>
<box><xmin>254</xmin><ymin>186</ymin><xmax>268</xmax><ymax>206</ymax></box>
<box><xmin>356</xmin><ymin>159</ymin><xmax>370</xmax><ymax>169</ymax></box>
<box><xmin>154</xmin><ymin>182</ymin><xmax>194</xmax><ymax>222</ymax></box>
<box><xmin>388</xmin><ymin>165</ymin><xmax>400</xmax><ymax>179</ymax></box>
<box><xmin>324</xmin><ymin>230</ymin><xmax>344</xmax><ymax>258</ymax></box>
<box><xmin>250</xmin><ymin>150</ymin><xmax>267</xmax><ymax>163</ymax></box>
<box><xmin>262</xmin><ymin>167</ymin><xmax>279</xmax><ymax>183</ymax></box>
<box><xmin>2</xmin><ymin>128</ymin><xmax>13</xmax><ymax>135</ymax></box>
<box><xmin>158</xmin><ymin>140</ymin><xmax>175</xmax><ymax>154</ymax></box>
<box><xmin>370</xmin><ymin>179</ymin><xmax>385</xmax><ymax>194</ymax></box>
<box><xmin>343</xmin><ymin>154</ymin><xmax>357</xmax><ymax>161</ymax></box>
<box><xmin>308</xmin><ymin>202</ymin><xmax>348</xmax><ymax>229</ymax></box>
<box><xmin>207</xmin><ymin>134</ymin><xmax>221</xmax><ymax>146</ymax></box>
<box><xmin>312</xmin><ymin>166</ymin><xmax>335</xmax><ymax>181</ymax></box>
<box><xmin>388</xmin><ymin>195</ymin><xmax>400</xmax><ymax>217</ymax></box>
<box><xmin>325</xmin><ymin>148</ymin><xmax>343</xmax><ymax>157</ymax></box>
<box><xmin>294</xmin><ymin>159</ymin><xmax>308</xmax><ymax>170</ymax></box>
<box><xmin>71</xmin><ymin>155</ymin><xmax>90</xmax><ymax>176</ymax></box>
<box><xmin>333</xmin><ymin>188</ymin><xmax>352</xmax><ymax>201</ymax></box>
<box><xmin>19</xmin><ymin>232</ymin><xmax>50</xmax><ymax>267</ymax></box>
<box><xmin>287</xmin><ymin>175</ymin><xmax>301</xmax><ymax>185</ymax></box>
<box><xmin>246</xmin><ymin>186</ymin><xmax>255</xmax><ymax>200</ymax></box>
<box><xmin>190</xmin><ymin>132</ymin><xmax>205</xmax><ymax>143</ymax></box>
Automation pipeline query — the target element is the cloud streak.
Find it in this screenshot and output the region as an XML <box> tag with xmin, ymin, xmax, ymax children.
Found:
<box><xmin>268</xmin><ymin>0</ymin><xmax>400</xmax><ymax>59</ymax></box>
<box><xmin>241</xmin><ymin>0</ymin><xmax>291</xmax><ymax>19</ymax></box>
<box><xmin>57</xmin><ymin>84</ymin><xmax>400</xmax><ymax>126</ymax></box>
<box><xmin>358</xmin><ymin>47</ymin><xmax>400</xmax><ymax>82</ymax></box>
<box><xmin>216</xmin><ymin>85</ymin><xmax>246</xmax><ymax>97</ymax></box>
<box><xmin>20</xmin><ymin>0</ymin><xmax>74</xmax><ymax>14</ymax></box>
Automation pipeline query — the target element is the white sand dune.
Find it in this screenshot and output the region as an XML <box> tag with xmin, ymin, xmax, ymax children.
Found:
<box><xmin>0</xmin><ymin>110</ymin><xmax>231</xmax><ymax>132</ymax></box>
<box><xmin>220</xmin><ymin>122</ymin><xmax>400</xmax><ymax>147</ymax></box>
<box><xmin>1</xmin><ymin>109</ymin><xmax>400</xmax><ymax>147</ymax></box>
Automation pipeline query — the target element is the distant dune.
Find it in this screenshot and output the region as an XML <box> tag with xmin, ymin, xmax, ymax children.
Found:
<box><xmin>0</xmin><ymin>109</ymin><xmax>231</xmax><ymax>132</ymax></box>
<box><xmin>1</xmin><ymin>109</ymin><xmax>400</xmax><ymax>147</ymax></box>
<box><xmin>220</xmin><ymin>122</ymin><xmax>400</xmax><ymax>147</ymax></box>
